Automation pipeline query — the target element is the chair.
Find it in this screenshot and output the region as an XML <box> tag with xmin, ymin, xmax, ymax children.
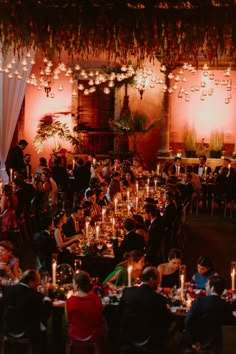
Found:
<box><xmin>1</xmin><ymin>305</ymin><xmax>33</xmax><ymax>354</ymax></box>
<box><xmin>66</xmin><ymin>335</ymin><xmax>96</xmax><ymax>354</ymax></box>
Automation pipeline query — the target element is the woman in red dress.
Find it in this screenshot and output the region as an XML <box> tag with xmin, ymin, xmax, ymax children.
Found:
<box><xmin>65</xmin><ymin>271</ymin><xmax>106</xmax><ymax>354</ymax></box>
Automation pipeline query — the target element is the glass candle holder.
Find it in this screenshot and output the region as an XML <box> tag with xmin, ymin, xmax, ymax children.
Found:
<box><xmin>231</xmin><ymin>261</ymin><xmax>236</xmax><ymax>291</ymax></box>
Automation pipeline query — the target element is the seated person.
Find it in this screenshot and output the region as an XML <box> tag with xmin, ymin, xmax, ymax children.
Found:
<box><xmin>32</xmin><ymin>215</ymin><xmax>57</xmax><ymax>272</ymax></box>
<box><xmin>53</xmin><ymin>210</ymin><xmax>80</xmax><ymax>251</ymax></box>
<box><xmin>191</xmin><ymin>255</ymin><xmax>217</xmax><ymax>289</ymax></box>
<box><xmin>119</xmin><ymin>266</ymin><xmax>171</xmax><ymax>353</ymax></box>
<box><xmin>169</xmin><ymin>157</ymin><xmax>185</xmax><ymax>176</ymax></box>
<box><xmin>157</xmin><ymin>248</ymin><xmax>183</xmax><ymax>288</ymax></box>
<box><xmin>2</xmin><ymin>269</ymin><xmax>52</xmax><ymax>349</ymax></box>
<box><xmin>185</xmin><ymin>276</ymin><xmax>235</xmax><ymax>354</ymax></box>
<box><xmin>65</xmin><ymin>271</ymin><xmax>106</xmax><ymax>353</ymax></box>
<box><xmin>103</xmin><ymin>250</ymin><xmax>145</xmax><ymax>287</ymax></box>
<box><xmin>193</xmin><ymin>155</ymin><xmax>211</xmax><ymax>178</ymax></box>
<box><xmin>113</xmin><ymin>218</ymin><xmax>145</xmax><ymax>263</ymax></box>
<box><xmin>214</xmin><ymin>157</ymin><xmax>235</xmax><ymax>176</ymax></box>
<box><xmin>62</xmin><ymin>206</ymin><xmax>84</xmax><ymax>238</ymax></box>
<box><xmin>0</xmin><ymin>240</ymin><xmax>21</xmax><ymax>282</ymax></box>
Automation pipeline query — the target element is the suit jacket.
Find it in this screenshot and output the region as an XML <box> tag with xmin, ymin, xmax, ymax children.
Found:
<box><xmin>185</xmin><ymin>294</ymin><xmax>235</xmax><ymax>353</ymax></box>
<box><xmin>5</xmin><ymin>145</ymin><xmax>25</xmax><ymax>174</ymax></box>
<box><xmin>119</xmin><ymin>283</ymin><xmax>171</xmax><ymax>349</ymax></box>
<box><xmin>170</xmin><ymin>164</ymin><xmax>185</xmax><ymax>176</ymax></box>
<box><xmin>146</xmin><ymin>215</ymin><xmax>165</xmax><ymax>266</ymax></box>
<box><xmin>32</xmin><ymin>230</ymin><xmax>57</xmax><ymax>271</ymax></box>
<box><xmin>193</xmin><ymin>164</ymin><xmax>212</xmax><ymax>177</ymax></box>
<box><xmin>113</xmin><ymin>230</ymin><xmax>145</xmax><ymax>262</ymax></box>
<box><xmin>2</xmin><ymin>283</ymin><xmax>52</xmax><ymax>338</ymax></box>
<box><xmin>62</xmin><ymin>216</ymin><xmax>81</xmax><ymax>238</ymax></box>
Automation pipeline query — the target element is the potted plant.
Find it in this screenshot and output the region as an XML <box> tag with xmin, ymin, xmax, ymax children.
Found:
<box><xmin>209</xmin><ymin>130</ymin><xmax>224</xmax><ymax>158</ymax></box>
<box><xmin>183</xmin><ymin>125</ymin><xmax>197</xmax><ymax>157</ymax></box>
<box><xmin>109</xmin><ymin>111</ymin><xmax>159</xmax><ymax>155</ymax></box>
<box><xmin>33</xmin><ymin>113</ymin><xmax>81</xmax><ymax>153</ymax></box>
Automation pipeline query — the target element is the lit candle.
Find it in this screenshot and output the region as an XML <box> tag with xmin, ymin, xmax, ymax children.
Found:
<box><xmin>147</xmin><ymin>178</ymin><xmax>150</xmax><ymax>186</ymax></box>
<box><xmin>114</xmin><ymin>198</ymin><xmax>118</xmax><ymax>214</ymax></box>
<box><xmin>10</xmin><ymin>168</ymin><xmax>13</xmax><ymax>183</ymax></box>
<box><xmin>0</xmin><ymin>182</ymin><xmax>2</xmax><ymax>195</ymax></box>
<box><xmin>180</xmin><ymin>274</ymin><xmax>185</xmax><ymax>299</ymax></box>
<box><xmin>204</xmin><ymin>166</ymin><xmax>207</xmax><ymax>177</ymax></box>
<box><xmin>72</xmin><ymin>159</ymin><xmax>75</xmax><ymax>170</ymax></box>
<box><xmin>127</xmin><ymin>204</ymin><xmax>131</xmax><ymax>216</ymax></box>
<box><xmin>51</xmin><ymin>254</ymin><xmax>57</xmax><ymax>286</ymax></box>
<box><xmin>127</xmin><ymin>190</ymin><xmax>130</xmax><ymax>202</ymax></box>
<box><xmin>231</xmin><ymin>268</ymin><xmax>235</xmax><ymax>291</ymax></box>
<box><xmin>95</xmin><ymin>225</ymin><xmax>100</xmax><ymax>240</ymax></box>
<box><xmin>93</xmin><ymin>158</ymin><xmax>96</xmax><ymax>165</ymax></box>
<box><xmin>127</xmin><ymin>265</ymin><xmax>133</xmax><ymax>287</ymax></box>
<box><xmin>85</xmin><ymin>221</ymin><xmax>89</xmax><ymax>239</ymax></box>
<box><xmin>146</xmin><ymin>184</ymin><xmax>149</xmax><ymax>197</ymax></box>
<box><xmin>102</xmin><ymin>206</ymin><xmax>106</xmax><ymax>222</ymax></box>
<box><xmin>136</xmin><ymin>182</ymin><xmax>139</xmax><ymax>196</ymax></box>
<box><xmin>156</xmin><ymin>163</ymin><xmax>160</xmax><ymax>176</ymax></box>
<box><xmin>228</xmin><ymin>163</ymin><xmax>231</xmax><ymax>170</ymax></box>
<box><xmin>112</xmin><ymin>218</ymin><xmax>115</xmax><ymax>234</ymax></box>
<box><xmin>135</xmin><ymin>196</ymin><xmax>139</xmax><ymax>211</ymax></box>
<box><xmin>154</xmin><ymin>178</ymin><xmax>157</xmax><ymax>191</ymax></box>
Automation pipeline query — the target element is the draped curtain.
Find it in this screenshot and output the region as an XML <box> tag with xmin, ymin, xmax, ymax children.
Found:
<box><xmin>0</xmin><ymin>49</ymin><xmax>34</xmax><ymax>181</ymax></box>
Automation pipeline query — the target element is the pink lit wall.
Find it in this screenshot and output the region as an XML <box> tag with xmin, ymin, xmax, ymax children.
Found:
<box><xmin>170</xmin><ymin>69</ymin><xmax>236</xmax><ymax>144</ymax></box>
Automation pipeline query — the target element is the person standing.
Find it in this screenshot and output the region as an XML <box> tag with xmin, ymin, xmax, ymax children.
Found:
<box><xmin>5</xmin><ymin>139</ymin><xmax>28</xmax><ymax>178</ymax></box>
<box><xmin>185</xmin><ymin>275</ymin><xmax>235</xmax><ymax>354</ymax></box>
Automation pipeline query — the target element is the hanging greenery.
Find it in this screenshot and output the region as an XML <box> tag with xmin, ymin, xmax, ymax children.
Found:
<box><xmin>1</xmin><ymin>1</ymin><xmax>236</xmax><ymax>64</ymax></box>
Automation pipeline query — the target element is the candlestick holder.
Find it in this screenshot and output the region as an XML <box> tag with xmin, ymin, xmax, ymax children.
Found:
<box><xmin>179</xmin><ymin>264</ymin><xmax>186</xmax><ymax>300</ymax></box>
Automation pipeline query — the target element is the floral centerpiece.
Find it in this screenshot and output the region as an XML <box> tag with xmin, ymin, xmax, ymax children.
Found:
<box><xmin>209</xmin><ymin>130</ymin><xmax>224</xmax><ymax>158</ymax></box>
<box><xmin>183</xmin><ymin>125</ymin><xmax>197</xmax><ymax>158</ymax></box>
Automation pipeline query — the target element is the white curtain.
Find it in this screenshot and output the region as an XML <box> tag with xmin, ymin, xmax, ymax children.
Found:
<box><xmin>0</xmin><ymin>49</ymin><xmax>34</xmax><ymax>181</ymax></box>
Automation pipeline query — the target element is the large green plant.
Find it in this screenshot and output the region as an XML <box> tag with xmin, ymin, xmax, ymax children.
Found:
<box><xmin>109</xmin><ymin>111</ymin><xmax>159</xmax><ymax>154</ymax></box>
<box><xmin>183</xmin><ymin>125</ymin><xmax>197</xmax><ymax>156</ymax></box>
<box><xmin>34</xmin><ymin>114</ymin><xmax>80</xmax><ymax>153</ymax></box>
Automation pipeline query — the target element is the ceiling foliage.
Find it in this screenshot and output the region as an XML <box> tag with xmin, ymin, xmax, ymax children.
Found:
<box><xmin>1</xmin><ymin>1</ymin><xmax>236</xmax><ymax>65</ymax></box>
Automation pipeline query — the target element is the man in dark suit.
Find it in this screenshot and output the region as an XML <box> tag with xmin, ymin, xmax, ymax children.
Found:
<box><xmin>185</xmin><ymin>275</ymin><xmax>235</xmax><ymax>354</ymax></box>
<box><xmin>5</xmin><ymin>139</ymin><xmax>28</xmax><ymax>177</ymax></box>
<box><xmin>73</xmin><ymin>157</ymin><xmax>90</xmax><ymax>193</ymax></box>
<box><xmin>214</xmin><ymin>157</ymin><xmax>235</xmax><ymax>177</ymax></box>
<box><xmin>32</xmin><ymin>215</ymin><xmax>57</xmax><ymax>272</ymax></box>
<box><xmin>170</xmin><ymin>157</ymin><xmax>185</xmax><ymax>176</ymax></box>
<box><xmin>193</xmin><ymin>155</ymin><xmax>212</xmax><ymax>178</ymax></box>
<box><xmin>23</xmin><ymin>153</ymin><xmax>32</xmax><ymax>180</ymax></box>
<box><xmin>51</xmin><ymin>156</ymin><xmax>69</xmax><ymax>192</ymax></box>
<box><xmin>113</xmin><ymin>217</ymin><xmax>145</xmax><ymax>262</ymax></box>
<box><xmin>119</xmin><ymin>266</ymin><xmax>171</xmax><ymax>353</ymax></box>
<box><xmin>2</xmin><ymin>269</ymin><xmax>52</xmax><ymax>354</ymax></box>
<box><xmin>144</xmin><ymin>203</ymin><xmax>165</xmax><ymax>266</ymax></box>
<box><xmin>62</xmin><ymin>205</ymin><xmax>84</xmax><ymax>238</ymax></box>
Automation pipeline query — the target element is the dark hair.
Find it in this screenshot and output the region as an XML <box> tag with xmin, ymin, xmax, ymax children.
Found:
<box><xmin>144</xmin><ymin>203</ymin><xmax>157</xmax><ymax>216</ymax></box>
<box><xmin>197</xmin><ymin>256</ymin><xmax>214</xmax><ymax>270</ymax></box>
<box><xmin>174</xmin><ymin>157</ymin><xmax>181</xmax><ymax>162</ymax></box>
<box><xmin>0</xmin><ymin>240</ymin><xmax>13</xmax><ymax>252</ymax></box>
<box><xmin>76</xmin><ymin>158</ymin><xmax>84</xmax><ymax>166</ymax></box>
<box><xmin>53</xmin><ymin>210</ymin><xmax>66</xmax><ymax>227</ymax></box>
<box><xmin>39</xmin><ymin>157</ymin><xmax>47</xmax><ymax>166</ymax></box>
<box><xmin>141</xmin><ymin>266</ymin><xmax>159</xmax><ymax>283</ymax></box>
<box><xmin>123</xmin><ymin>218</ymin><xmax>136</xmax><ymax>231</ymax></box>
<box><xmin>185</xmin><ymin>173</ymin><xmax>192</xmax><ymax>181</ymax></box>
<box><xmin>208</xmin><ymin>275</ymin><xmax>225</xmax><ymax>295</ymax></box>
<box><xmin>73</xmin><ymin>205</ymin><xmax>84</xmax><ymax>213</ymax></box>
<box><xmin>132</xmin><ymin>214</ymin><xmax>144</xmax><ymax>225</ymax></box>
<box><xmin>19</xmin><ymin>139</ymin><xmax>28</xmax><ymax>146</ymax></box>
<box><xmin>199</xmin><ymin>155</ymin><xmax>207</xmax><ymax>162</ymax></box>
<box><xmin>124</xmin><ymin>250</ymin><xmax>144</xmax><ymax>263</ymax></box>
<box><xmin>41</xmin><ymin>215</ymin><xmax>53</xmax><ymax>230</ymax></box>
<box><xmin>73</xmin><ymin>271</ymin><xmax>92</xmax><ymax>293</ymax></box>
<box><xmin>3</xmin><ymin>184</ymin><xmax>13</xmax><ymax>196</ymax></box>
<box><xmin>144</xmin><ymin>197</ymin><xmax>158</xmax><ymax>205</ymax></box>
<box><xmin>20</xmin><ymin>269</ymin><xmax>39</xmax><ymax>285</ymax></box>
<box><xmin>186</xmin><ymin>165</ymin><xmax>193</xmax><ymax>173</ymax></box>
<box><xmin>55</xmin><ymin>156</ymin><xmax>62</xmax><ymax>165</ymax></box>
<box><xmin>85</xmin><ymin>189</ymin><xmax>95</xmax><ymax>199</ymax></box>
<box><xmin>168</xmin><ymin>248</ymin><xmax>183</xmax><ymax>261</ymax></box>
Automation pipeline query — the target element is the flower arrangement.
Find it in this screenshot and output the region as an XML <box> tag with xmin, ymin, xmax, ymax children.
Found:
<box><xmin>209</xmin><ymin>130</ymin><xmax>224</xmax><ymax>157</ymax></box>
